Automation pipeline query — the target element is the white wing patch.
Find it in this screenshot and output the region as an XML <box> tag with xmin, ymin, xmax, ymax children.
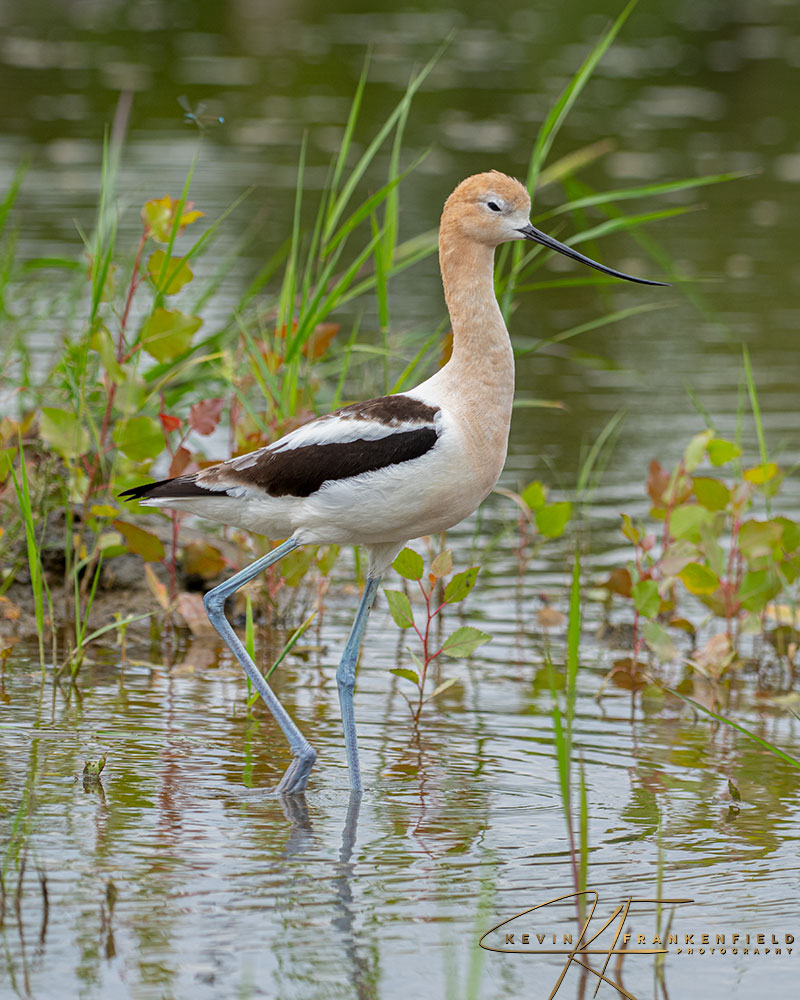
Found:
<box><xmin>267</xmin><ymin>412</ymin><xmax>434</xmax><ymax>453</ymax></box>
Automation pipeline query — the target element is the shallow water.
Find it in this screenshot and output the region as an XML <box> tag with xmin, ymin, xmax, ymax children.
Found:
<box><xmin>2</xmin><ymin>0</ymin><xmax>800</xmax><ymax>997</ymax></box>
<box><xmin>4</xmin><ymin>575</ymin><xmax>800</xmax><ymax>999</ymax></box>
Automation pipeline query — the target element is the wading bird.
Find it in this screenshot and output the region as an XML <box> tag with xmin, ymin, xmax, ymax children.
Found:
<box><xmin>121</xmin><ymin>171</ymin><xmax>665</xmax><ymax>795</ymax></box>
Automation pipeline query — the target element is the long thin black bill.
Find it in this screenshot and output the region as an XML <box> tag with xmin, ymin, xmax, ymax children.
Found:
<box><xmin>516</xmin><ymin>223</ymin><xmax>669</xmax><ymax>286</ymax></box>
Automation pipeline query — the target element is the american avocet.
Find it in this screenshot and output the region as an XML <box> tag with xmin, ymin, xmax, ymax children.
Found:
<box><xmin>121</xmin><ymin>171</ymin><xmax>665</xmax><ymax>795</ymax></box>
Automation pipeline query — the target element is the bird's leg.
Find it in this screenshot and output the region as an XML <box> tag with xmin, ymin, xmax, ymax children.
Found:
<box><xmin>336</xmin><ymin>575</ymin><xmax>381</xmax><ymax>793</ymax></box>
<box><xmin>202</xmin><ymin>537</ymin><xmax>317</xmax><ymax>795</ymax></box>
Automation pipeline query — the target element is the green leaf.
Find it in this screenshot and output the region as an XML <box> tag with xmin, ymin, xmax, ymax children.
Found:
<box><xmin>536</xmin><ymin>501</ymin><xmax>571</xmax><ymax>538</ymax></box>
<box><xmin>738</xmin><ymin>569</ymin><xmax>781</xmax><ymax>613</ymax></box>
<box><xmin>384</xmin><ymin>589</ymin><xmax>414</xmax><ymax>628</ymax></box>
<box><xmin>142</xmin><ymin>194</ymin><xmax>203</xmax><ymax>243</ymax></box>
<box><xmin>669</xmin><ymin>504</ymin><xmax>714</xmax><ymax>541</ymax></box>
<box><xmin>89</xmin><ymin>325</ymin><xmax>124</xmax><ymax>381</ymax></box>
<box><xmin>641</xmin><ymin>620</ymin><xmax>679</xmax><ymax>662</ymax></box>
<box><xmin>424</xmin><ymin>677</ymin><xmax>458</xmax><ymax>702</ymax></box>
<box><xmin>392</xmin><ymin>547</ymin><xmax>424</xmax><ymax>581</ymax></box>
<box><xmin>679</xmin><ymin>562</ymin><xmax>720</xmax><ymax>595</ymax></box>
<box><xmin>113</xmin><ymin>520</ymin><xmax>165</xmax><ymax>562</ymax></box>
<box><xmin>744</xmin><ymin>462</ymin><xmax>780</xmax><ymax>485</ymax></box>
<box><xmin>707</xmin><ymin>438</ymin><xmax>741</xmax><ymax>466</ymax></box>
<box><xmin>390</xmin><ymin>666</ymin><xmax>420</xmax><ymax>685</ymax></box>
<box><xmin>632</xmin><ymin>578</ymin><xmax>660</xmax><ymax>619</ymax></box>
<box><xmin>146</xmin><ymin>250</ymin><xmax>194</xmax><ymax>294</ymax></box>
<box><xmin>280</xmin><ymin>547</ymin><xmax>315</xmax><ymax>586</ymax></box>
<box><xmin>777</xmin><ymin>517</ymin><xmax>800</xmax><ymax>554</ymax></box>
<box><xmin>659</xmin><ymin>539</ymin><xmax>698</xmax><ymax>577</ymax></box>
<box><xmin>40</xmin><ymin>407</ymin><xmax>89</xmax><ymax>460</ymax></box>
<box><xmin>692</xmin><ymin>476</ymin><xmax>730</xmax><ymax>511</ymax></box>
<box><xmin>700</xmin><ymin>523</ymin><xmax>727</xmax><ymax>578</ymax></box>
<box><xmin>521</xmin><ymin>480</ymin><xmax>547</xmax><ymax>510</ymax></box>
<box><xmin>430</xmin><ymin>549</ymin><xmax>453</xmax><ymax>578</ymax></box>
<box><xmin>443</xmin><ymin>566</ymin><xmax>479</xmax><ymax>603</ymax></box>
<box><xmin>620</xmin><ymin>512</ymin><xmax>642</xmax><ymax>545</ymax></box>
<box><xmin>140</xmin><ymin>308</ymin><xmax>202</xmax><ymax>362</ymax></box>
<box><xmin>683</xmin><ymin>429</ymin><xmax>714</xmax><ymax>472</ymax></box>
<box><xmin>738</xmin><ymin>519</ymin><xmax>784</xmax><ymax>562</ymax></box>
<box><xmin>440</xmin><ymin>625</ymin><xmax>491</xmax><ymax>658</ymax></box>
<box><xmin>112</xmin><ymin>415</ymin><xmax>163</xmax><ymax>461</ymax></box>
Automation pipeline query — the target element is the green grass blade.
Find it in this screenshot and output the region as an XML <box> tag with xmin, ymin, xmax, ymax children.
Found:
<box><xmin>535</xmin><ymin>170</ymin><xmax>751</xmax><ymax>223</ymax></box>
<box><xmin>663</xmin><ymin>685</ymin><xmax>800</xmax><ymax>768</ymax></box>
<box><xmin>565</xmin><ymin>551</ymin><xmax>581</xmax><ymax>737</ymax></box>
<box><xmin>526</xmin><ymin>0</ymin><xmax>638</xmax><ymax>196</ymax></box>
<box><xmin>323</xmin><ymin>40</ymin><xmax>448</xmax><ymax>243</ymax></box>
<box><xmin>742</xmin><ymin>344</ymin><xmax>768</xmax><ymax>465</ymax></box>
<box><xmin>329</xmin><ymin>54</ymin><xmax>370</xmax><ymax>202</ymax></box>
<box><xmin>265</xmin><ymin>609</ymin><xmax>318</xmax><ymax>681</ymax></box>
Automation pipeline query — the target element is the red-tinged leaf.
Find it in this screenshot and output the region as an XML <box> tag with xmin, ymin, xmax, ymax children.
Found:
<box><xmin>430</xmin><ymin>549</ymin><xmax>453</xmax><ymax>579</ymax></box>
<box><xmin>182</xmin><ymin>540</ymin><xmax>226</xmax><ymax>580</ymax></box>
<box><xmin>0</xmin><ymin>596</ymin><xmax>20</xmax><ymax>621</ymax></box>
<box><xmin>113</xmin><ymin>520</ymin><xmax>166</xmax><ymax>563</ymax></box>
<box><xmin>176</xmin><ymin>592</ymin><xmax>216</xmax><ymax>635</ymax></box>
<box><xmin>169</xmin><ymin>445</ymin><xmax>193</xmax><ymax>478</ymax></box>
<box><xmin>159</xmin><ymin>412</ymin><xmax>182</xmax><ymax>433</ymax></box>
<box><xmin>609</xmin><ymin>657</ymin><xmax>648</xmax><ymax>691</ymax></box>
<box><xmin>189</xmin><ymin>397</ymin><xmax>225</xmax><ymax>435</ymax></box>
<box><xmin>537</xmin><ymin>606</ymin><xmax>566</xmax><ymax>628</ymax></box>
<box><xmin>302</xmin><ymin>322</ymin><xmax>340</xmax><ymax>361</ymax></box>
<box><xmin>646</xmin><ymin>459</ymin><xmax>670</xmax><ymax>506</ymax></box>
<box><xmin>603</xmin><ymin>567</ymin><xmax>632</xmax><ymax>598</ymax></box>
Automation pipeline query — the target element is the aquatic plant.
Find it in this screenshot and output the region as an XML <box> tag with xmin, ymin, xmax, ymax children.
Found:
<box><xmin>606</xmin><ymin>357</ymin><xmax>800</xmax><ymax>687</ymax></box>
<box><xmin>384</xmin><ymin>546</ymin><xmax>490</xmax><ymax>721</ymax></box>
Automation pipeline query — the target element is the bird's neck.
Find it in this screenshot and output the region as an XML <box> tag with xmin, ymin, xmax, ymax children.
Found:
<box><xmin>438</xmin><ymin>232</ymin><xmax>514</xmax><ymax>399</ymax></box>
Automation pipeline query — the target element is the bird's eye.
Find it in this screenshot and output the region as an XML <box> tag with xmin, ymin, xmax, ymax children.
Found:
<box><xmin>486</xmin><ymin>201</ymin><xmax>502</xmax><ymax>212</ymax></box>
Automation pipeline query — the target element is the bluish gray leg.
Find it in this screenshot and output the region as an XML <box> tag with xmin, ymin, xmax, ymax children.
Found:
<box><xmin>203</xmin><ymin>537</ymin><xmax>317</xmax><ymax>795</ymax></box>
<box><xmin>336</xmin><ymin>575</ymin><xmax>381</xmax><ymax>793</ymax></box>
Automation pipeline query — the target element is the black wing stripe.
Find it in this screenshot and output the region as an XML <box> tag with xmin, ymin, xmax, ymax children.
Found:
<box><xmin>120</xmin><ymin>426</ymin><xmax>439</xmax><ymax>502</ymax></box>
<box><xmin>245</xmin><ymin>426</ymin><xmax>437</xmax><ymax>497</ymax></box>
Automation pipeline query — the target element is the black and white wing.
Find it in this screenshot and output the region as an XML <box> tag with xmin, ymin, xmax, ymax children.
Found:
<box><xmin>120</xmin><ymin>394</ymin><xmax>441</xmax><ymax>503</ymax></box>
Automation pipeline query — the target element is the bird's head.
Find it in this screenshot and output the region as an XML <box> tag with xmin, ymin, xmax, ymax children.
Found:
<box><xmin>442</xmin><ymin>170</ymin><xmax>668</xmax><ymax>286</ymax></box>
<box><xmin>442</xmin><ymin>170</ymin><xmax>531</xmax><ymax>248</ymax></box>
